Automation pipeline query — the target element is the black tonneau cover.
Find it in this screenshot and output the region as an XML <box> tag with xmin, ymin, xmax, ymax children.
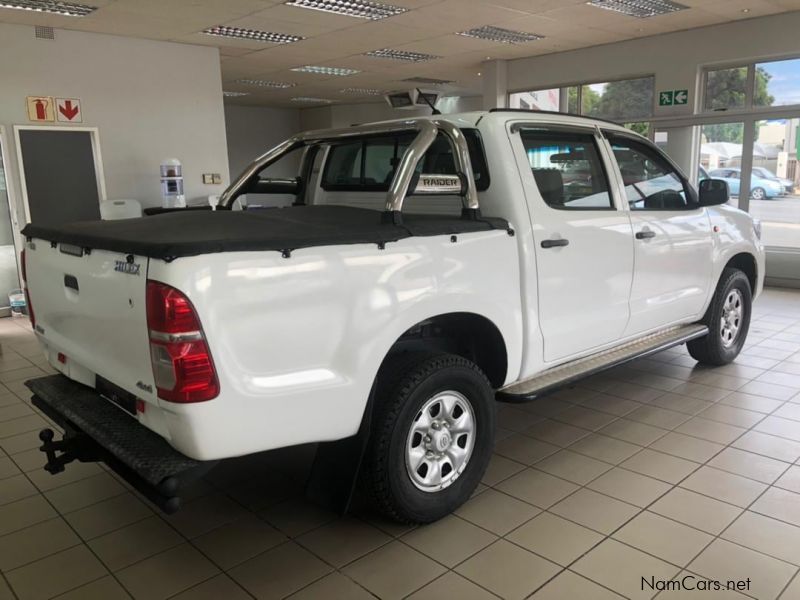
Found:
<box><xmin>22</xmin><ymin>205</ymin><xmax>509</xmax><ymax>261</ymax></box>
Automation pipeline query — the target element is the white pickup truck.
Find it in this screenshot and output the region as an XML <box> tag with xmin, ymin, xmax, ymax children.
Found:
<box><xmin>22</xmin><ymin>110</ymin><xmax>764</xmax><ymax>523</ymax></box>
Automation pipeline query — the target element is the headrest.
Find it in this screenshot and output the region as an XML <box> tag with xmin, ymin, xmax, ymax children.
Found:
<box><xmin>533</xmin><ymin>169</ymin><xmax>564</xmax><ymax>206</ymax></box>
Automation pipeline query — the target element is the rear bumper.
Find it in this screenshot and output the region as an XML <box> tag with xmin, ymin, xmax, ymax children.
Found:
<box><xmin>26</xmin><ymin>375</ymin><xmax>216</xmax><ymax>513</ymax></box>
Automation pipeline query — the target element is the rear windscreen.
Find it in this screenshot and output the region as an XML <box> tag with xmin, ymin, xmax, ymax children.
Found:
<box><xmin>321</xmin><ymin>129</ymin><xmax>490</xmax><ymax>192</ymax></box>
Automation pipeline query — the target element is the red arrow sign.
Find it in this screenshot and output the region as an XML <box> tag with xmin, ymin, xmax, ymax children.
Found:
<box><xmin>58</xmin><ymin>100</ymin><xmax>80</xmax><ymax>120</ymax></box>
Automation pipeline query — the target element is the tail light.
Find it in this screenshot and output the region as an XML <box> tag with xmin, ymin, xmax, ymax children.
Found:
<box><xmin>20</xmin><ymin>249</ymin><xmax>35</xmax><ymax>329</ymax></box>
<box><xmin>146</xmin><ymin>280</ymin><xmax>219</xmax><ymax>403</ymax></box>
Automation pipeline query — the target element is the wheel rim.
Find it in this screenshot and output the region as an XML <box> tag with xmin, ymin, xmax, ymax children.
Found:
<box><xmin>405</xmin><ymin>390</ymin><xmax>476</xmax><ymax>493</ymax></box>
<box><xmin>720</xmin><ymin>288</ymin><xmax>744</xmax><ymax>348</ymax></box>
<box><xmin>751</xmin><ymin>188</ymin><xmax>765</xmax><ymax>200</ymax></box>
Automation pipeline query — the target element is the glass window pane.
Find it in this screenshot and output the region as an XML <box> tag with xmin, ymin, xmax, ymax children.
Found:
<box><xmin>519</xmin><ymin>130</ymin><xmax>613</xmax><ymax>210</ymax></box>
<box><xmin>624</xmin><ymin>122</ymin><xmax>651</xmax><ymax>137</ymax></box>
<box><xmin>754</xmin><ymin>58</ymin><xmax>800</xmax><ymax>107</ymax></box>
<box><xmin>567</xmin><ymin>86</ymin><xmax>579</xmax><ymax>114</ymax></box>
<box><xmin>704</xmin><ymin>66</ymin><xmax>748</xmax><ymax>111</ymax></box>
<box><xmin>608</xmin><ymin>136</ymin><xmax>690</xmax><ymax>210</ymax></box>
<box><xmin>580</xmin><ymin>77</ymin><xmax>654</xmax><ymax>121</ymax></box>
<box><xmin>363</xmin><ymin>138</ymin><xmax>397</xmax><ymax>185</ymax></box>
<box><xmin>509</xmin><ymin>88</ymin><xmax>560</xmax><ymax>111</ymax></box>
<box><xmin>700</xmin><ymin>122</ymin><xmax>745</xmax><ymax>208</ymax></box>
<box><xmin>749</xmin><ymin>118</ymin><xmax>800</xmax><ymax>248</ymax></box>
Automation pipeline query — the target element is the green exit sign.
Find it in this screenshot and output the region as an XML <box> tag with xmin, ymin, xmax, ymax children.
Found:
<box><xmin>659</xmin><ymin>89</ymin><xmax>689</xmax><ymax>106</ymax></box>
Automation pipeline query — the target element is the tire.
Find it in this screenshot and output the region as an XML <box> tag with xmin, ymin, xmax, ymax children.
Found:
<box><xmin>750</xmin><ymin>187</ymin><xmax>766</xmax><ymax>200</ymax></box>
<box><xmin>687</xmin><ymin>268</ymin><xmax>752</xmax><ymax>366</ymax></box>
<box><xmin>363</xmin><ymin>352</ymin><xmax>495</xmax><ymax>524</ymax></box>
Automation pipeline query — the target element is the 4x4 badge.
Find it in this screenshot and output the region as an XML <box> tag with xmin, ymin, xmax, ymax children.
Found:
<box><xmin>114</xmin><ymin>260</ymin><xmax>141</xmax><ymax>276</ymax></box>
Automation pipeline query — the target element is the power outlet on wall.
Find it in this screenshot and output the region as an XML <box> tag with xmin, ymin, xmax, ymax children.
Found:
<box><xmin>202</xmin><ymin>173</ymin><xmax>216</xmax><ymax>184</ymax></box>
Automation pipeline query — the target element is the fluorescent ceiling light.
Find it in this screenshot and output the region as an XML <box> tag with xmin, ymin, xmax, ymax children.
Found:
<box><xmin>291</xmin><ymin>65</ymin><xmax>360</xmax><ymax>76</ymax></box>
<box><xmin>0</xmin><ymin>0</ymin><xmax>96</xmax><ymax>17</ymax></box>
<box><xmin>365</xmin><ymin>48</ymin><xmax>440</xmax><ymax>62</ymax></box>
<box><xmin>203</xmin><ymin>25</ymin><xmax>303</xmax><ymax>44</ymax></box>
<box><xmin>340</xmin><ymin>88</ymin><xmax>383</xmax><ymax>95</ymax></box>
<box><xmin>586</xmin><ymin>0</ymin><xmax>688</xmax><ymax>18</ymax></box>
<box><xmin>457</xmin><ymin>25</ymin><xmax>543</xmax><ymax>44</ymax></box>
<box><xmin>236</xmin><ymin>79</ymin><xmax>296</xmax><ymax>88</ymax></box>
<box><xmin>284</xmin><ymin>0</ymin><xmax>407</xmax><ymax>20</ymax></box>
<box><xmin>223</xmin><ymin>91</ymin><xmax>250</xmax><ymax>97</ymax></box>
<box><xmin>291</xmin><ymin>97</ymin><xmax>332</xmax><ymax>103</ymax></box>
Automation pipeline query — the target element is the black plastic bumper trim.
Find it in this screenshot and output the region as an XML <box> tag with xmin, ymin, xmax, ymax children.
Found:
<box><xmin>27</xmin><ymin>375</ymin><xmax>216</xmax><ymax>513</ymax></box>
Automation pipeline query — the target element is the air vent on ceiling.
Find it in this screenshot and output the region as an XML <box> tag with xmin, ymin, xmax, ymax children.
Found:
<box><xmin>401</xmin><ymin>77</ymin><xmax>453</xmax><ymax>85</ymax></box>
<box><xmin>34</xmin><ymin>25</ymin><xmax>54</xmax><ymax>39</ymax></box>
<box><xmin>586</xmin><ymin>0</ymin><xmax>688</xmax><ymax>18</ymax></box>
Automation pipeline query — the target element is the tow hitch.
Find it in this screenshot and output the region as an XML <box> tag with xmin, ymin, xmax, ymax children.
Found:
<box><xmin>28</xmin><ymin>375</ymin><xmax>216</xmax><ymax>514</ymax></box>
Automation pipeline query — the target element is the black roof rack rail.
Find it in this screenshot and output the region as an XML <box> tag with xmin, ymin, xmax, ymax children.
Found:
<box><xmin>487</xmin><ymin>107</ymin><xmax>625</xmax><ymax>128</ymax></box>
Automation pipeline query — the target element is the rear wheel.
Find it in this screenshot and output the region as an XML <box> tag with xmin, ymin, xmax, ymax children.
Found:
<box><xmin>687</xmin><ymin>268</ymin><xmax>752</xmax><ymax>365</ymax></box>
<box><xmin>363</xmin><ymin>352</ymin><xmax>495</xmax><ymax>523</ymax></box>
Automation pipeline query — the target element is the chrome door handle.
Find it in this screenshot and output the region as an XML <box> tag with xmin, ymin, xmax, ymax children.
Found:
<box><xmin>636</xmin><ymin>230</ymin><xmax>656</xmax><ymax>240</ymax></box>
<box><xmin>541</xmin><ymin>238</ymin><xmax>569</xmax><ymax>249</ymax></box>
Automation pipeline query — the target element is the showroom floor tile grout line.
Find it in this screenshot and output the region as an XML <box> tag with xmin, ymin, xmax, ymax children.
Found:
<box><xmin>2</xmin><ymin>292</ymin><xmax>800</xmax><ymax>599</ymax></box>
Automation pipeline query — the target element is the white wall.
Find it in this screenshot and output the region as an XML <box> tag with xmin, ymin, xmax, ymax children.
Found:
<box><xmin>0</xmin><ymin>22</ymin><xmax>230</xmax><ymax>221</ymax></box>
<box><xmin>299</xmin><ymin>96</ymin><xmax>482</xmax><ymax>130</ymax></box>
<box><xmin>224</xmin><ymin>104</ymin><xmax>301</xmax><ymax>180</ymax></box>
<box><xmin>502</xmin><ymin>12</ymin><xmax>800</xmax><ymax>118</ymax></box>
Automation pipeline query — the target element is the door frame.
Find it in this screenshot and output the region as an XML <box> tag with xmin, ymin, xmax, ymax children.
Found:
<box><xmin>0</xmin><ymin>125</ymin><xmax>23</xmax><ymax>301</ymax></box>
<box><xmin>13</xmin><ymin>125</ymin><xmax>107</xmax><ymax>224</ymax></box>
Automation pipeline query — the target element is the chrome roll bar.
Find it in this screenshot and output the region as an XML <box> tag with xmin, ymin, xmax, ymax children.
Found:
<box><xmin>218</xmin><ymin>118</ymin><xmax>480</xmax><ymax>215</ymax></box>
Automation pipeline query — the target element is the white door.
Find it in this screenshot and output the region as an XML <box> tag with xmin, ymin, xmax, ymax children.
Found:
<box><xmin>603</xmin><ymin>132</ymin><xmax>714</xmax><ymax>335</ymax></box>
<box><xmin>512</xmin><ymin>125</ymin><xmax>635</xmax><ymax>362</ymax></box>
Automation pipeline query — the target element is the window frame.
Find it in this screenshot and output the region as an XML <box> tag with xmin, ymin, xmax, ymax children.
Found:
<box><xmin>517</xmin><ymin>124</ymin><xmax>618</xmax><ymax>212</ymax></box>
<box><xmin>701</xmin><ymin>55</ymin><xmax>800</xmax><ymax>115</ymax></box>
<box><xmin>603</xmin><ymin>130</ymin><xmax>699</xmax><ymax>212</ymax></box>
<box><xmin>507</xmin><ymin>75</ymin><xmax>656</xmax><ymax>122</ymax></box>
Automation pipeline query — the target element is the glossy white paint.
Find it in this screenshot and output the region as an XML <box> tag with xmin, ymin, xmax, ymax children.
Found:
<box><xmin>507</xmin><ymin>124</ymin><xmax>635</xmax><ymax>361</ymax></box>
<box><xmin>624</xmin><ymin>208</ymin><xmax>714</xmax><ymax>335</ymax></box>
<box><xmin>25</xmin><ymin>111</ymin><xmax>765</xmax><ymax>462</ymax></box>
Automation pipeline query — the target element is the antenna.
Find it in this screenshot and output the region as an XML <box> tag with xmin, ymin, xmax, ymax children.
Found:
<box><xmin>417</xmin><ymin>88</ymin><xmax>441</xmax><ymax>115</ymax></box>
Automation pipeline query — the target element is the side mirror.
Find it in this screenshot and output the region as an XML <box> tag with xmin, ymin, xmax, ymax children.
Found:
<box><xmin>699</xmin><ymin>178</ymin><xmax>729</xmax><ymax>206</ymax></box>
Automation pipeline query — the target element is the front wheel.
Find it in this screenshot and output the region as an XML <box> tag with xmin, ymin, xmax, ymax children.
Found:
<box><xmin>363</xmin><ymin>352</ymin><xmax>495</xmax><ymax>524</ymax></box>
<box><xmin>750</xmin><ymin>187</ymin><xmax>766</xmax><ymax>200</ymax></box>
<box><xmin>687</xmin><ymin>268</ymin><xmax>752</xmax><ymax>365</ymax></box>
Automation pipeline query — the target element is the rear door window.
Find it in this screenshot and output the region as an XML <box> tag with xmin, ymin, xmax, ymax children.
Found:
<box><xmin>519</xmin><ymin>128</ymin><xmax>614</xmax><ymax>210</ymax></box>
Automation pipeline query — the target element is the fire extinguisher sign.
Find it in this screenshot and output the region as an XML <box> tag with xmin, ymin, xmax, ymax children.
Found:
<box><xmin>26</xmin><ymin>96</ymin><xmax>55</xmax><ymax>122</ymax></box>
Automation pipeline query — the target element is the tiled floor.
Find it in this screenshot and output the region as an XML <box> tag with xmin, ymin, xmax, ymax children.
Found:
<box><xmin>0</xmin><ymin>288</ymin><xmax>799</xmax><ymax>599</ymax></box>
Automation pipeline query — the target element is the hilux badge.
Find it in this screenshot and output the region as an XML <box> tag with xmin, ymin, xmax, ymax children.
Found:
<box><xmin>114</xmin><ymin>260</ymin><xmax>141</xmax><ymax>276</ymax></box>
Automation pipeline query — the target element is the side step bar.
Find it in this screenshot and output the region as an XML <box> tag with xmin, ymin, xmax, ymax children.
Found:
<box><xmin>497</xmin><ymin>323</ymin><xmax>708</xmax><ymax>402</ymax></box>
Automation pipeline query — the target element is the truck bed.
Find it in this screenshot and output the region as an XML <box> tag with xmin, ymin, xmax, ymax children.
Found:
<box><xmin>22</xmin><ymin>205</ymin><xmax>509</xmax><ymax>261</ymax></box>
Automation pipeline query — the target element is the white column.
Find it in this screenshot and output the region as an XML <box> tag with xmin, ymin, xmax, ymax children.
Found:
<box><xmin>481</xmin><ymin>60</ymin><xmax>508</xmax><ymax>110</ymax></box>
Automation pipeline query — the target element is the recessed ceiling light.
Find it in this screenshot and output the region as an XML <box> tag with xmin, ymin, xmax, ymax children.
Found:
<box><xmin>457</xmin><ymin>25</ymin><xmax>543</xmax><ymax>44</ymax></box>
<box><xmin>741</xmin><ymin>7</ymin><xmax>750</xmax><ymax>12</ymax></box>
<box><xmin>0</xmin><ymin>0</ymin><xmax>96</xmax><ymax>17</ymax></box>
<box><xmin>235</xmin><ymin>79</ymin><xmax>296</xmax><ymax>88</ymax></box>
<box><xmin>223</xmin><ymin>91</ymin><xmax>250</xmax><ymax>97</ymax></box>
<box><xmin>365</xmin><ymin>48</ymin><xmax>440</xmax><ymax>62</ymax></box>
<box><xmin>203</xmin><ymin>25</ymin><xmax>303</xmax><ymax>44</ymax></box>
<box><xmin>340</xmin><ymin>87</ymin><xmax>383</xmax><ymax>95</ymax></box>
<box><xmin>586</xmin><ymin>0</ymin><xmax>688</xmax><ymax>18</ymax></box>
<box><xmin>284</xmin><ymin>0</ymin><xmax>407</xmax><ymax>20</ymax></box>
<box><xmin>291</xmin><ymin>97</ymin><xmax>332</xmax><ymax>103</ymax></box>
<box><xmin>291</xmin><ymin>65</ymin><xmax>360</xmax><ymax>76</ymax></box>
